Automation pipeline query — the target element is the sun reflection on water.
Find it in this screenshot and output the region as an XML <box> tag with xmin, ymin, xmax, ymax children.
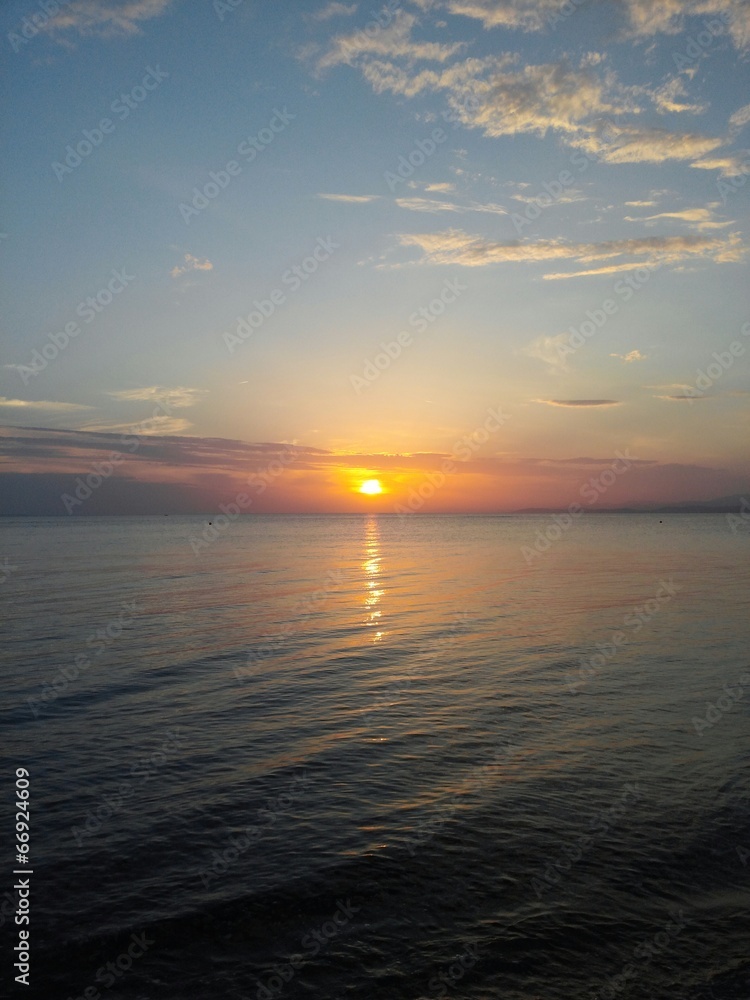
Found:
<box><xmin>363</xmin><ymin>516</ymin><xmax>385</xmax><ymax>641</ymax></box>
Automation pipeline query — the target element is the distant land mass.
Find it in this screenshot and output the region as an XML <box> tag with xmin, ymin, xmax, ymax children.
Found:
<box><xmin>514</xmin><ymin>495</ymin><xmax>749</xmax><ymax>514</ymax></box>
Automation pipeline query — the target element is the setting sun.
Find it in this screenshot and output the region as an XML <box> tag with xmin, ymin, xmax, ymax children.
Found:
<box><xmin>359</xmin><ymin>479</ymin><xmax>383</xmax><ymax>495</ymax></box>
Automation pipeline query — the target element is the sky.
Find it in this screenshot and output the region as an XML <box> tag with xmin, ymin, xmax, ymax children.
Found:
<box><xmin>1</xmin><ymin>0</ymin><xmax>749</xmax><ymax>514</ymax></box>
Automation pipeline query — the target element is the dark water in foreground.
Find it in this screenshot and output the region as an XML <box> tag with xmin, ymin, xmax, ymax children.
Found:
<box><xmin>0</xmin><ymin>514</ymin><xmax>748</xmax><ymax>999</ymax></box>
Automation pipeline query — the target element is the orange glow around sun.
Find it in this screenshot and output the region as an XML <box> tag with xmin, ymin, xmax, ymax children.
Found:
<box><xmin>359</xmin><ymin>479</ymin><xmax>383</xmax><ymax>495</ymax></box>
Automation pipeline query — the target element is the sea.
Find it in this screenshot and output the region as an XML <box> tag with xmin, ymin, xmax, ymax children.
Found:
<box><xmin>0</xmin><ymin>513</ymin><xmax>748</xmax><ymax>1000</ymax></box>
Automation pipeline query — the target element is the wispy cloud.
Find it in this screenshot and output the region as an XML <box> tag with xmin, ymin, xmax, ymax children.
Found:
<box><xmin>691</xmin><ymin>152</ymin><xmax>750</xmax><ymax>177</ymax></box>
<box><xmin>522</xmin><ymin>334</ymin><xmax>571</xmax><ymax>371</ymax></box>
<box><xmin>364</xmin><ymin>57</ymin><xmax>637</xmax><ymax>135</ymax></box>
<box><xmin>170</xmin><ymin>253</ymin><xmax>213</xmax><ymax>278</ymax></box>
<box><xmin>512</xmin><ymin>189</ymin><xmax>585</xmax><ymax>205</ymax></box>
<box><xmin>647</xmin><ymin>383</ymin><xmax>707</xmax><ymax>401</ymax></box>
<box><xmin>442</xmin><ymin>0</ymin><xmax>749</xmax><ymax>51</ymax></box>
<box><xmin>0</xmin><ymin>426</ymin><xmax>330</xmax><ymax>474</ymax></box>
<box><xmin>535</xmin><ymin>399</ymin><xmax>621</xmax><ymax>407</ymax></box>
<box><xmin>0</xmin><ymin>398</ymin><xmax>93</xmax><ymax>411</ymax></box>
<box><xmin>395</xmin><ymin>196</ymin><xmax>506</xmax><ymax>215</ymax></box>
<box><xmin>39</xmin><ymin>0</ymin><xmax>173</xmax><ymax>39</ymax></box>
<box><xmin>611</xmin><ymin>350</ymin><xmax>648</xmax><ymax>362</ymax></box>
<box><xmin>334</xmin><ymin>42</ymin><xmax>739</xmax><ymax>172</ymax></box>
<box><xmin>650</xmin><ymin>77</ymin><xmax>706</xmax><ymax>115</ymax></box>
<box><xmin>444</xmin><ymin>0</ymin><xmax>563</xmax><ymax>32</ymax></box>
<box><xmin>657</xmin><ymin>394</ymin><xmax>709</xmax><ymax>401</ymax></box>
<box><xmin>312</xmin><ymin>1</ymin><xmax>357</xmax><ymax>21</ymax></box>
<box><xmin>623</xmin><ymin>206</ymin><xmax>733</xmax><ymax>232</ymax></box>
<box><xmin>622</xmin><ymin>0</ymin><xmax>750</xmax><ymax>50</ymax></box>
<box><xmin>544</xmin><ymin>264</ymin><xmax>650</xmax><ymax>280</ymax></box>
<box><xmin>318</xmin><ymin>193</ymin><xmax>380</xmax><ymax>202</ymax></box>
<box><xmin>396</xmin><ymin>228</ymin><xmax>744</xmax><ymax>277</ymax></box>
<box><xmin>570</xmin><ymin>125</ymin><xmax>723</xmax><ymax>166</ymax></box>
<box><xmin>647</xmin><ymin>383</ymin><xmax>694</xmax><ymax>391</ymax></box>
<box><xmin>729</xmin><ymin>102</ymin><xmax>750</xmax><ymax>136</ymax></box>
<box><xmin>317</xmin><ymin>11</ymin><xmax>465</xmax><ymax>71</ymax></box>
<box><xmin>80</xmin><ymin>415</ymin><xmax>194</xmax><ymax>434</ymax></box>
<box><xmin>105</xmin><ymin>386</ymin><xmax>208</xmax><ymax>409</ymax></box>
<box><xmin>320</xmin><ymin>192</ymin><xmax>507</xmax><ymax>215</ymax></box>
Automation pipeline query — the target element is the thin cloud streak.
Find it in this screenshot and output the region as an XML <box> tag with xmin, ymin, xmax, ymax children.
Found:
<box><xmin>535</xmin><ymin>399</ymin><xmax>622</xmax><ymax>407</ymax></box>
<box><xmin>0</xmin><ymin>398</ymin><xmax>93</xmax><ymax>412</ymax></box>
<box><xmin>396</xmin><ymin>229</ymin><xmax>744</xmax><ymax>277</ymax></box>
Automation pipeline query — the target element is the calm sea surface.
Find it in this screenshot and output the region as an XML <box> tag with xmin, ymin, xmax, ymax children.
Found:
<box><xmin>0</xmin><ymin>514</ymin><xmax>748</xmax><ymax>999</ymax></box>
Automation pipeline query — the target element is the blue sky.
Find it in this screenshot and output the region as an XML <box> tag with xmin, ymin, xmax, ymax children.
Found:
<box><xmin>1</xmin><ymin>0</ymin><xmax>749</xmax><ymax>513</ymax></box>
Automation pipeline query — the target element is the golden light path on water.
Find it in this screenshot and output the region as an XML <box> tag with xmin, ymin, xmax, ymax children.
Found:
<box><xmin>363</xmin><ymin>516</ymin><xmax>385</xmax><ymax>643</ymax></box>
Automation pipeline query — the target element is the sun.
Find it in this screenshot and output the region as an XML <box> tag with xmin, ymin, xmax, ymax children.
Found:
<box><xmin>359</xmin><ymin>479</ymin><xmax>383</xmax><ymax>495</ymax></box>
